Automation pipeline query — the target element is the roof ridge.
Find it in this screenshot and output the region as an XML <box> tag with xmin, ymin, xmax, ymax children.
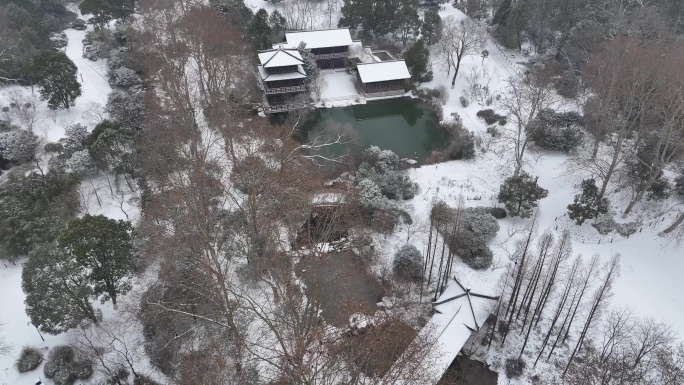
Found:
<box><xmin>356</xmin><ymin>60</ymin><xmax>406</xmax><ymax>66</ymax></box>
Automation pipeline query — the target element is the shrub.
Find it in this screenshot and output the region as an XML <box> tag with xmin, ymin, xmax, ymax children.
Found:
<box><xmin>357</xmin><ymin>146</ymin><xmax>417</xmax><ymax>200</ymax></box>
<box><xmin>72</xmin><ymin>360</ymin><xmax>94</xmax><ymax>380</ymax></box>
<box><xmin>431</xmin><ymin>204</ymin><xmax>499</xmax><ymax>269</ymax></box>
<box><xmin>393</xmin><ymin>244</ymin><xmax>423</xmax><ymax>281</ymax></box>
<box><xmin>0</xmin><ymin>129</ymin><xmax>38</xmax><ymax>162</ymax></box>
<box><xmin>459</xmin><ymin>95</ymin><xmax>469</xmax><ymax>107</ymax></box>
<box><xmin>83</xmin><ymin>29</ymin><xmax>114</xmax><ymax>61</ymax></box>
<box><xmin>486</xmin><ymin>126</ymin><xmax>500</xmax><ymax>137</ymax></box>
<box><xmin>476</xmin><ymin>109</ymin><xmax>506</xmax><ymax>125</ymax></box>
<box><xmin>16</xmin><ymin>347</ymin><xmax>43</xmax><ymax>373</ymax></box>
<box><xmin>498</xmin><ymin>172</ymin><xmax>548</xmax><ymax>218</ymax></box>
<box><xmin>44</xmin><ymin>346</ymin><xmax>75</xmax><ymax>378</ymax></box>
<box><xmin>441</xmin><ymin>120</ymin><xmax>475</xmax><ymax>160</ymax></box>
<box><xmin>528</xmin><ymin>109</ymin><xmax>584</xmax><ymax>152</ymax></box>
<box><xmin>505</xmin><ymin>357</ymin><xmax>525</xmax><ymax>378</ymax></box>
<box><xmin>43</xmin><ymin>346</ymin><xmax>92</xmax><ymax>385</ymax></box>
<box><xmin>44</xmin><ymin>142</ymin><xmax>64</xmax><ymax>153</ymax></box>
<box><xmin>108</xmin><ymin>67</ymin><xmax>141</xmax><ymax>88</ymax></box>
<box><xmin>568</xmin><ymin>179</ymin><xmax>609</xmax><ymax>225</ymax></box>
<box><xmin>487</xmin><ymin>207</ymin><xmax>507</xmax><ymax>219</ymax></box>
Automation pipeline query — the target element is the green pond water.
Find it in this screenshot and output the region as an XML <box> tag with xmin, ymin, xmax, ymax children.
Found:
<box><xmin>300</xmin><ymin>98</ymin><xmax>448</xmax><ymax>162</ymax></box>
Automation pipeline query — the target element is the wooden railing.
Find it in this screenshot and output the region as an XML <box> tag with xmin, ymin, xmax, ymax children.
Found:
<box><xmin>263</xmin><ymin>84</ymin><xmax>307</xmax><ymax>94</ymax></box>
<box><xmin>263</xmin><ymin>103</ymin><xmax>309</xmax><ymax>113</ymax></box>
<box><xmin>314</xmin><ymin>52</ymin><xmax>349</xmax><ymax>60</ymax></box>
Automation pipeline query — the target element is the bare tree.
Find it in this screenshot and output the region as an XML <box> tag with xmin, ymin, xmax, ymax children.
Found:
<box><xmin>498</xmin><ymin>76</ymin><xmax>557</xmax><ymax>175</ymax></box>
<box><xmin>436</xmin><ymin>17</ymin><xmax>485</xmax><ymax>87</ymax></box>
<box><xmin>563</xmin><ymin>254</ymin><xmax>620</xmax><ymax>377</ymax></box>
<box><xmin>282</xmin><ymin>0</ymin><xmax>324</xmax><ymax>30</ymax></box>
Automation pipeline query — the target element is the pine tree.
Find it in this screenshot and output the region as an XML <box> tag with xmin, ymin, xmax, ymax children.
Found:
<box><xmin>269</xmin><ymin>10</ymin><xmax>286</xmax><ymax>44</ymax></box>
<box><xmin>27</xmin><ymin>51</ymin><xmax>82</xmax><ymax>111</ymax></box>
<box><xmin>249</xmin><ymin>9</ymin><xmax>273</xmax><ymax>51</ymax></box>
<box><xmin>498</xmin><ymin>172</ymin><xmax>548</xmax><ymax>218</ymax></box>
<box><xmin>22</xmin><ymin>244</ymin><xmax>98</xmax><ymax>334</ymax></box>
<box><xmin>404</xmin><ymin>39</ymin><xmax>432</xmax><ymax>82</ymax></box>
<box><xmin>58</xmin><ymin>214</ymin><xmax>136</xmax><ymax>306</ymax></box>
<box><xmin>567</xmin><ymin>179</ymin><xmax>609</xmax><ymax>225</ymax></box>
<box><xmin>421</xmin><ymin>7</ymin><xmax>442</xmax><ymax>45</ymax></box>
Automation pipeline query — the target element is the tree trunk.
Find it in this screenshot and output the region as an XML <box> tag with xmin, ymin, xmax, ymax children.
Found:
<box><xmin>663</xmin><ymin>211</ymin><xmax>684</xmax><ymax>234</ymax></box>
<box><xmin>451</xmin><ymin>57</ymin><xmax>462</xmax><ymax>86</ymax></box>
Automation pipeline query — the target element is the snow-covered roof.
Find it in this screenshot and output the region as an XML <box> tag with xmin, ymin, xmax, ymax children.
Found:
<box><xmin>257</xmin><ymin>65</ymin><xmax>307</xmax><ymax>81</ymax></box>
<box><xmin>356</xmin><ymin>60</ymin><xmax>411</xmax><ymax>83</ymax></box>
<box><xmin>257</xmin><ymin>48</ymin><xmax>304</xmax><ymax>68</ymax></box>
<box><xmin>423</xmin><ymin>278</ymin><xmax>498</xmax><ymax>383</ymax></box>
<box><xmin>386</xmin><ymin>277</ymin><xmax>498</xmax><ymax>384</ymax></box>
<box><xmin>282</xmin><ymin>28</ymin><xmax>353</xmax><ymax>50</ymax></box>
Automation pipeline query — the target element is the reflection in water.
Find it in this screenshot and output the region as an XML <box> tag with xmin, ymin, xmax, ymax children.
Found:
<box><xmin>300</xmin><ymin>99</ymin><xmax>448</xmax><ymax>163</ymax></box>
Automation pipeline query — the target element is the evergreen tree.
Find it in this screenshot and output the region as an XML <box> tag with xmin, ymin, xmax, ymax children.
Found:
<box><xmin>27</xmin><ymin>51</ymin><xmax>82</xmax><ymax>110</ymax></box>
<box><xmin>0</xmin><ymin>171</ymin><xmax>81</xmax><ymax>261</ymax></box>
<box><xmin>79</xmin><ymin>0</ymin><xmax>135</xmax><ymax>30</ymax></box>
<box><xmin>421</xmin><ymin>7</ymin><xmax>442</xmax><ymax>45</ymax></box>
<box><xmin>269</xmin><ymin>10</ymin><xmax>286</xmax><ymax>43</ymax></box>
<box><xmin>497</xmin><ymin>171</ymin><xmax>548</xmax><ymax>218</ymax></box>
<box><xmin>249</xmin><ymin>9</ymin><xmax>273</xmax><ymax>51</ymax></box>
<box><xmin>22</xmin><ymin>244</ymin><xmax>98</xmax><ymax>334</ymax></box>
<box><xmin>297</xmin><ymin>42</ymin><xmax>320</xmax><ymax>87</ymax></box>
<box><xmin>403</xmin><ymin>39</ymin><xmax>432</xmax><ymax>82</ymax></box>
<box><xmin>567</xmin><ymin>179</ymin><xmax>609</xmax><ymax>225</ymax></box>
<box><xmin>86</xmin><ymin>119</ymin><xmax>137</xmax><ymax>174</ymax></box>
<box><xmin>393</xmin><ymin>244</ymin><xmax>423</xmax><ymax>281</ymax></box>
<box><xmin>394</xmin><ymin>0</ymin><xmax>420</xmax><ymax>46</ymax></box>
<box><xmin>491</xmin><ymin>0</ymin><xmax>512</xmax><ymax>26</ymax></box>
<box><xmin>58</xmin><ymin>215</ymin><xmax>136</xmax><ymax>306</ymax></box>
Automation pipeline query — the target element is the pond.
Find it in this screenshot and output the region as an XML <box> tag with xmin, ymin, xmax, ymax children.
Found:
<box><xmin>299</xmin><ymin>98</ymin><xmax>448</xmax><ymax>163</ymax></box>
<box><xmin>297</xmin><ymin>252</ymin><xmax>384</xmax><ymax>328</ymax></box>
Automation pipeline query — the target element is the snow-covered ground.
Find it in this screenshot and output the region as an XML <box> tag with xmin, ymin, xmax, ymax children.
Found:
<box><xmin>318</xmin><ymin>70</ymin><xmax>361</xmax><ymax>106</ymax></box>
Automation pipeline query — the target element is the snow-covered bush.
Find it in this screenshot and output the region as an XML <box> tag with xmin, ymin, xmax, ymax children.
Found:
<box><xmin>505</xmin><ymin>357</ymin><xmax>525</xmax><ymax>378</ymax></box>
<box><xmin>108</xmin><ymin>66</ymin><xmax>141</xmax><ymax>88</ymax></box>
<box><xmin>357</xmin><ymin>146</ymin><xmax>417</xmax><ymax>200</ymax></box>
<box><xmin>528</xmin><ymin>109</ymin><xmax>584</xmax><ymax>152</ymax></box>
<box><xmin>43</xmin><ymin>346</ymin><xmax>92</xmax><ymax>385</ymax></box>
<box><xmin>66</xmin><ymin>150</ymin><xmax>98</xmax><ymax>176</ymax></box>
<box><xmin>83</xmin><ymin>29</ymin><xmax>114</xmax><ymax>61</ymax></box>
<box><xmin>393</xmin><ymin>244</ymin><xmax>423</xmax><ymax>281</ymax></box>
<box><xmin>43</xmin><ymin>346</ymin><xmax>74</xmax><ymax>378</ymax></box>
<box><xmin>71</xmin><ymin>19</ymin><xmax>87</xmax><ymax>30</ymax></box>
<box><xmin>106</xmin><ymin>89</ymin><xmax>146</xmax><ymax>130</ymax></box>
<box><xmin>476</xmin><ymin>109</ymin><xmax>506</xmax><ymax>125</ymax></box>
<box><xmin>62</xmin><ymin>123</ymin><xmax>89</xmax><ymax>154</ymax></box>
<box><xmin>0</xmin><ymin>129</ymin><xmax>37</xmax><ymax>162</ymax></box>
<box><xmin>16</xmin><ymin>347</ymin><xmax>43</xmax><ymax>373</ymax></box>
<box><xmin>591</xmin><ymin>215</ymin><xmax>637</xmax><ymax>237</ymax></box>
<box><xmin>459</xmin><ymin>95</ymin><xmax>469</xmax><ymax>107</ymax></box>
<box><xmin>431</xmin><ymin>203</ymin><xmax>500</xmax><ymax>269</ymax></box>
